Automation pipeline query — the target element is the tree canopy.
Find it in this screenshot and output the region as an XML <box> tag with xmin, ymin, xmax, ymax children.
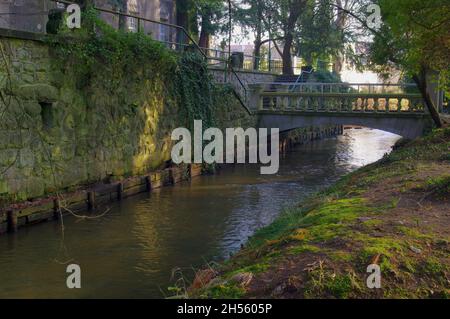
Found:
<box><xmin>369</xmin><ymin>0</ymin><xmax>449</xmax><ymax>126</ymax></box>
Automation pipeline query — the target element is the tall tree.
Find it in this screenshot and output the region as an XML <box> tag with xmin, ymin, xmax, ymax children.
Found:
<box><xmin>195</xmin><ymin>0</ymin><xmax>226</xmax><ymax>49</ymax></box>
<box><xmin>331</xmin><ymin>0</ymin><xmax>356</xmax><ymax>74</ymax></box>
<box><xmin>267</xmin><ymin>0</ymin><xmax>349</xmax><ymax>74</ymax></box>
<box><xmin>296</xmin><ymin>0</ymin><xmax>342</xmax><ymax>69</ymax></box>
<box><xmin>278</xmin><ymin>0</ymin><xmax>307</xmax><ymax>75</ymax></box>
<box><xmin>176</xmin><ymin>0</ymin><xmax>191</xmax><ymax>33</ymax></box>
<box><xmin>176</xmin><ymin>0</ymin><xmax>197</xmax><ymax>44</ymax></box>
<box><xmin>369</xmin><ymin>0</ymin><xmax>449</xmax><ymax>127</ymax></box>
<box><xmin>234</xmin><ymin>0</ymin><xmax>268</xmax><ymax>70</ymax></box>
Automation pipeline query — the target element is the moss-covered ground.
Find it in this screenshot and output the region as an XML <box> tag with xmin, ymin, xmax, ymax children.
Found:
<box><xmin>189</xmin><ymin>128</ymin><xmax>450</xmax><ymax>299</ymax></box>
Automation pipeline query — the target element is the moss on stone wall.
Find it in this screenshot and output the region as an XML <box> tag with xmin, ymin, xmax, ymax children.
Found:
<box><xmin>0</xmin><ymin>15</ymin><xmax>253</xmax><ymax>204</ymax></box>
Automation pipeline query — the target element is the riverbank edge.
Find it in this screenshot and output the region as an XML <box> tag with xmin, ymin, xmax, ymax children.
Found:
<box><xmin>188</xmin><ymin>128</ymin><xmax>450</xmax><ymax>299</ymax></box>
<box><xmin>0</xmin><ymin>125</ymin><xmax>343</xmax><ymax>234</ymax></box>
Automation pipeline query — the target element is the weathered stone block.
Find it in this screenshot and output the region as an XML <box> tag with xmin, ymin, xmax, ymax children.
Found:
<box><xmin>86</xmin><ymin>160</ymin><xmax>106</xmax><ymax>182</ymax></box>
<box><xmin>0</xmin><ymin>179</ymin><xmax>8</xmax><ymax>194</ymax></box>
<box><xmin>25</xmin><ymin>177</ymin><xmax>45</xmax><ymax>198</ymax></box>
<box><xmin>23</xmin><ymin>62</ymin><xmax>36</xmax><ymax>73</ymax></box>
<box><xmin>0</xmin><ymin>149</ymin><xmax>19</xmax><ymax>167</ymax></box>
<box><xmin>16</xmin><ymin>84</ymin><xmax>59</xmax><ymax>102</ymax></box>
<box><xmin>23</xmin><ymin>101</ymin><xmax>42</xmax><ymax>116</ymax></box>
<box><xmin>18</xmin><ymin>148</ymin><xmax>35</xmax><ymax>168</ymax></box>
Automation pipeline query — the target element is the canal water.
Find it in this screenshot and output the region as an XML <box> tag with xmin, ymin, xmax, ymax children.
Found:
<box><xmin>0</xmin><ymin>128</ymin><xmax>400</xmax><ymax>298</ymax></box>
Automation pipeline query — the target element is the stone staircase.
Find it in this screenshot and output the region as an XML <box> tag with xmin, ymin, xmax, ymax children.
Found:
<box><xmin>275</xmin><ymin>68</ymin><xmax>315</xmax><ymax>84</ymax></box>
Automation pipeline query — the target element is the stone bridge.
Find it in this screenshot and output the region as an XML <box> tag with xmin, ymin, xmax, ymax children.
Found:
<box><xmin>249</xmin><ymin>83</ymin><xmax>433</xmax><ymax>139</ymax></box>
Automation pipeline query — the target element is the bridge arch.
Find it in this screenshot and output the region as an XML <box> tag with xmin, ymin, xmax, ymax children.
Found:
<box><xmin>257</xmin><ymin>113</ymin><xmax>431</xmax><ymax>139</ymax></box>
<box><xmin>251</xmin><ymin>82</ymin><xmax>433</xmax><ymax>139</ymax></box>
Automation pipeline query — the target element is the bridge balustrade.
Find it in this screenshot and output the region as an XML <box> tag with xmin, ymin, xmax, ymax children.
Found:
<box><xmin>251</xmin><ymin>83</ymin><xmax>427</xmax><ymax>114</ymax></box>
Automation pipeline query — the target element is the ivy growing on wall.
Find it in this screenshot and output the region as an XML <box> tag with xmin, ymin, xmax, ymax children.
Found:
<box><xmin>0</xmin><ymin>5</ymin><xmax>250</xmax><ymax>207</ymax></box>
<box><xmin>46</xmin><ymin>7</ymin><xmax>218</xmax><ymax>130</ymax></box>
<box><xmin>176</xmin><ymin>53</ymin><xmax>216</xmax><ymax>130</ymax></box>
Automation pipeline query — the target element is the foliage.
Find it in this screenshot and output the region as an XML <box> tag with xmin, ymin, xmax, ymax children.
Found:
<box><xmin>201</xmin><ymin>283</ymin><xmax>246</xmax><ymax>299</ymax></box>
<box><xmin>313</xmin><ymin>70</ymin><xmax>342</xmax><ymax>83</ymax></box>
<box><xmin>47</xmin><ymin>7</ymin><xmax>218</xmax><ymax>128</ymax></box>
<box><xmin>233</xmin><ymin>0</ymin><xmax>362</xmax><ymax>74</ymax></box>
<box><xmin>177</xmin><ymin>0</ymin><xmax>227</xmax><ymax>47</ymax></box>
<box><xmin>233</xmin><ymin>0</ymin><xmax>268</xmax><ymax>38</ymax></box>
<box><xmin>176</xmin><ymin>53</ymin><xmax>216</xmax><ymax>129</ymax></box>
<box><xmin>295</xmin><ymin>0</ymin><xmax>343</xmax><ymax>66</ymax></box>
<box><xmin>49</xmin><ymin>8</ymin><xmax>176</xmax><ymax>83</ymax></box>
<box><xmin>370</xmin><ymin>0</ymin><xmax>450</xmax><ymax>96</ymax></box>
<box><xmin>195</xmin><ymin>0</ymin><xmax>227</xmax><ymax>36</ymax></box>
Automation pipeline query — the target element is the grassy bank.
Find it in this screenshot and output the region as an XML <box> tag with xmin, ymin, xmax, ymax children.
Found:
<box><xmin>190</xmin><ymin>128</ymin><xmax>450</xmax><ymax>299</ymax></box>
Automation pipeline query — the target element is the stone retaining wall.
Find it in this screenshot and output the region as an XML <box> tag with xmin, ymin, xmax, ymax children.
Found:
<box><xmin>0</xmin><ymin>34</ymin><xmax>253</xmax><ymax>218</ymax></box>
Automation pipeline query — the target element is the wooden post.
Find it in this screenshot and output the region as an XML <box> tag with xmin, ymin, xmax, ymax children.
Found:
<box><xmin>53</xmin><ymin>198</ymin><xmax>60</xmax><ymax>220</ymax></box>
<box><xmin>187</xmin><ymin>164</ymin><xmax>192</xmax><ymax>179</ymax></box>
<box><xmin>168</xmin><ymin>169</ymin><xmax>175</xmax><ymax>185</ymax></box>
<box><xmin>7</xmin><ymin>210</ymin><xmax>17</xmax><ymax>233</ymax></box>
<box><xmin>87</xmin><ymin>191</ymin><xmax>95</xmax><ymax>210</ymax></box>
<box><xmin>145</xmin><ymin>176</ymin><xmax>152</xmax><ymax>192</ymax></box>
<box><xmin>117</xmin><ymin>183</ymin><xmax>124</xmax><ymax>200</ymax></box>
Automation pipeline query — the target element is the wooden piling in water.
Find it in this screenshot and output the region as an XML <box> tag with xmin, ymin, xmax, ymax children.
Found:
<box><xmin>168</xmin><ymin>169</ymin><xmax>175</xmax><ymax>185</ymax></box>
<box><xmin>1</xmin><ymin>163</ymin><xmax>207</xmax><ymax>234</ymax></box>
<box><xmin>53</xmin><ymin>198</ymin><xmax>60</xmax><ymax>220</ymax></box>
<box><xmin>117</xmin><ymin>183</ymin><xmax>124</xmax><ymax>200</ymax></box>
<box><xmin>87</xmin><ymin>191</ymin><xmax>96</xmax><ymax>210</ymax></box>
<box><xmin>145</xmin><ymin>176</ymin><xmax>152</xmax><ymax>192</ymax></box>
<box><xmin>7</xmin><ymin>210</ymin><xmax>17</xmax><ymax>233</ymax></box>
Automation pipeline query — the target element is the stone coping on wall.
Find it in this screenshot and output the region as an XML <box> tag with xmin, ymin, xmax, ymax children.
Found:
<box><xmin>0</xmin><ymin>28</ymin><xmax>279</xmax><ymax>78</ymax></box>
<box><xmin>208</xmin><ymin>66</ymin><xmax>279</xmax><ymax>77</ymax></box>
<box><xmin>0</xmin><ymin>28</ymin><xmax>46</xmax><ymax>42</ymax></box>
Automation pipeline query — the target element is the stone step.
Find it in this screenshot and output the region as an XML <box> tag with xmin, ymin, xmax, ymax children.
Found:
<box><xmin>275</xmin><ymin>73</ymin><xmax>313</xmax><ymax>84</ymax></box>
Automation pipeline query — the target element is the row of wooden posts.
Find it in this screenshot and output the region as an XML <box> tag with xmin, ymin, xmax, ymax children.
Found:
<box><xmin>2</xmin><ymin>164</ymin><xmax>203</xmax><ymax>234</ymax></box>
<box><xmin>2</xmin><ymin>125</ymin><xmax>345</xmax><ymax>234</ymax></box>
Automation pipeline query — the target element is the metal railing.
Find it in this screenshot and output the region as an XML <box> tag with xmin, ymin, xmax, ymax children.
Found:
<box><xmin>45</xmin><ymin>0</ymin><xmax>250</xmax><ymax>108</ymax></box>
<box><xmin>255</xmin><ymin>82</ymin><xmax>421</xmax><ymax>94</ymax></box>
<box><xmin>51</xmin><ymin>0</ymin><xmax>206</xmax><ymax>57</ymax></box>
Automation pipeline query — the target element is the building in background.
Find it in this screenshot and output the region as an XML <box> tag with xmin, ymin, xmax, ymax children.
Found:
<box><xmin>0</xmin><ymin>0</ymin><xmax>176</xmax><ymax>42</ymax></box>
<box><xmin>96</xmin><ymin>0</ymin><xmax>176</xmax><ymax>42</ymax></box>
<box><xmin>0</xmin><ymin>0</ymin><xmax>49</xmax><ymax>33</ymax></box>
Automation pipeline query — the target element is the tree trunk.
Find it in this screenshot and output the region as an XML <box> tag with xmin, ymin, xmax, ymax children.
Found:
<box><xmin>199</xmin><ymin>28</ymin><xmax>210</xmax><ymax>49</ymax></box>
<box><xmin>198</xmin><ymin>10</ymin><xmax>212</xmax><ymax>49</ymax></box>
<box><xmin>413</xmin><ymin>68</ymin><xmax>443</xmax><ymax>128</ymax></box>
<box><xmin>253</xmin><ymin>4</ymin><xmax>264</xmax><ymax>70</ymax></box>
<box><xmin>176</xmin><ymin>0</ymin><xmax>190</xmax><ymax>44</ymax></box>
<box><xmin>281</xmin><ymin>0</ymin><xmax>305</xmax><ymax>75</ymax></box>
<box><xmin>332</xmin><ymin>0</ymin><xmax>348</xmax><ymax>76</ymax></box>
<box><xmin>282</xmin><ymin>33</ymin><xmax>294</xmax><ymax>75</ymax></box>
<box><xmin>253</xmin><ymin>35</ymin><xmax>262</xmax><ymax>70</ymax></box>
<box><xmin>333</xmin><ymin>54</ymin><xmax>344</xmax><ymax>75</ymax></box>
